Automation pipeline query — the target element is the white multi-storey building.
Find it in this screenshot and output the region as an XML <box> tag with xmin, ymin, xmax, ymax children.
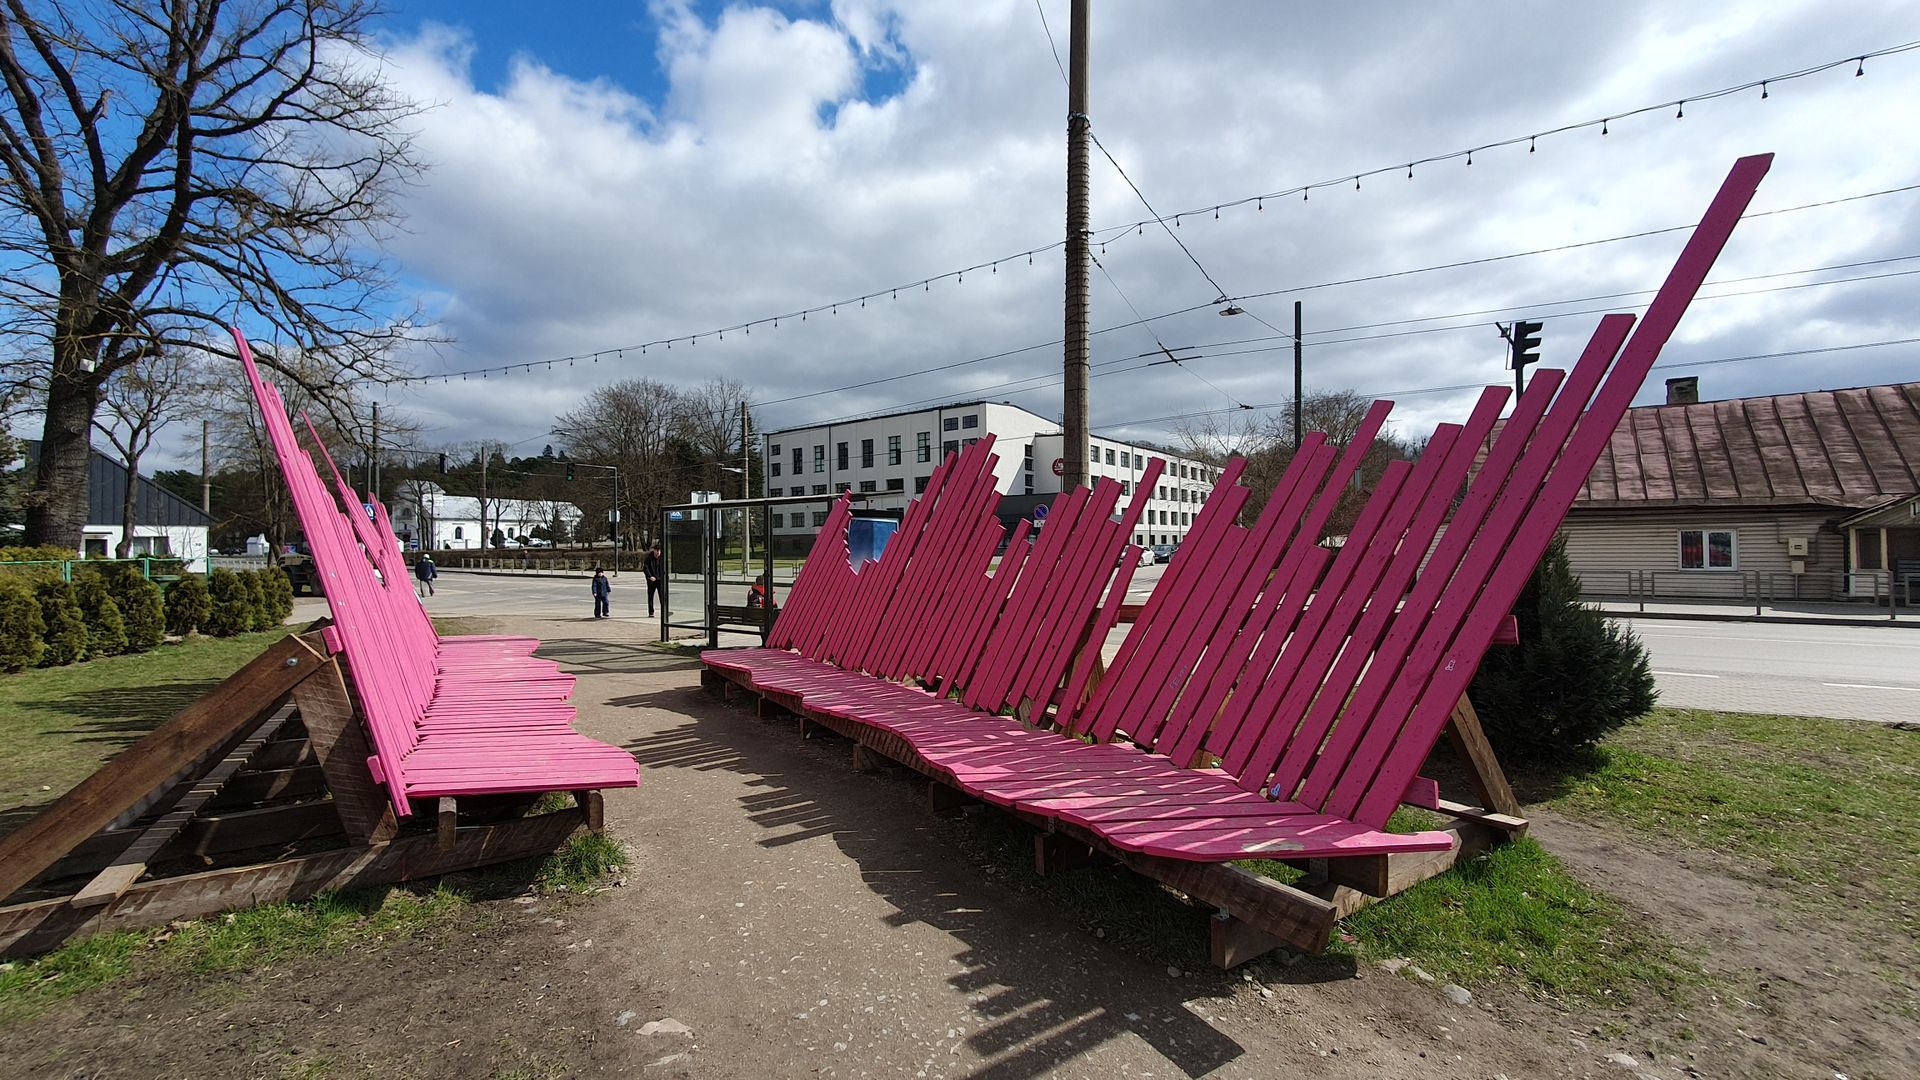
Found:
<box><xmin>761</xmin><ymin>401</ymin><xmax>1220</xmax><ymax>550</ymax></box>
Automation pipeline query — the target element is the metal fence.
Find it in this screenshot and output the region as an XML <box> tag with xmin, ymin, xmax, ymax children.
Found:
<box><xmin>1580</xmin><ymin>567</ymin><xmax>1917</xmax><ymax>618</ymax></box>
<box><xmin>0</xmin><ymin>556</ymin><xmax>188</xmax><ymax>582</ymax></box>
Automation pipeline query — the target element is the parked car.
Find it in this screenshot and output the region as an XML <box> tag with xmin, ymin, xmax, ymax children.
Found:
<box><xmin>281</xmin><ymin>550</ymin><xmax>322</xmax><ymax>596</ymax></box>
<box><xmin>1151</xmin><ymin>544</ymin><xmax>1177</xmax><ymax>564</ymax></box>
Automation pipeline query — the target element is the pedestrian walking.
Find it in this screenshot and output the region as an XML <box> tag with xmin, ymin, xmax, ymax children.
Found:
<box><xmin>644</xmin><ymin>541</ymin><xmax>664</xmax><ymax>617</ymax></box>
<box><xmin>413</xmin><ymin>552</ymin><xmax>437</xmax><ymax>597</ymax></box>
<box><xmin>591</xmin><ymin>566</ymin><xmax>611</xmax><ymax>618</ymax></box>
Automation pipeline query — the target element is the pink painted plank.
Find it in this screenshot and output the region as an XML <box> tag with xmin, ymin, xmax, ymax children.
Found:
<box><xmin>1345</xmin><ymin>154</ymin><xmax>1773</xmax><ymax>824</ymax></box>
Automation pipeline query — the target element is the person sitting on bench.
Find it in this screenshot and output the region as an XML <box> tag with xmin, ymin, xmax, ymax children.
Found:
<box><xmin>747</xmin><ymin>574</ymin><xmax>775</xmax><ymax>610</ymax></box>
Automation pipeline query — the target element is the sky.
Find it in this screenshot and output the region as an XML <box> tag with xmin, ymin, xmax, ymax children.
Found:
<box><xmin>171</xmin><ymin>1</ymin><xmax>1920</xmax><ymax>463</ymax></box>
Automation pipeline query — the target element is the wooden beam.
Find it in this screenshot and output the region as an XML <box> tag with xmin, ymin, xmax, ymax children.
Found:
<box><xmin>31</xmin><ymin>801</ymin><xmax>345</xmax><ymax>890</ymax></box>
<box><xmin>1032</xmin><ymin>832</ymin><xmax>1097</xmax><ymax>876</ymax></box>
<box><xmin>1211</xmin><ymin>912</ymin><xmax>1286</xmax><ymax>969</ymax></box>
<box><xmin>0</xmin><ymin>633</ymin><xmax>325</xmax><ymax>903</ymax></box>
<box><xmin>1105</xmin><ymin>844</ymin><xmax>1337</xmax><ymax>957</ymax></box>
<box><xmin>291</xmin><ymin>657</ymin><xmax>396</xmax><ymax>845</ymax></box>
<box><xmin>207</xmin><ymin>766</ymin><xmax>327</xmax><ymax>811</ymax></box>
<box><xmin>250</xmin><ymin>739</ymin><xmax>318</xmax><ymax>772</ymax></box>
<box><xmin>571</xmin><ymin>789</ymin><xmax>605</xmax><ymax>833</ymax></box>
<box><xmin>1432</xmin><ymin>799</ymin><xmax>1529</xmax><ymax>837</ymax></box>
<box><xmin>68</xmin><ymin>705</ymin><xmax>298</xmax><ymax>909</ymax></box>
<box><xmin>926</xmin><ymin>780</ymin><xmax>972</xmax><ymax>813</ymax></box>
<box><xmin>1442</xmin><ymin>694</ymin><xmax>1522</xmax><ymax>817</ymax></box>
<box><xmin>0</xmin><ymin>806</ymin><xmax>589</xmax><ymax>959</ymax></box>
<box><xmin>437</xmin><ymin>798</ymin><xmax>459</xmax><ymax>852</ymax></box>
<box><xmin>1310</xmin><ymin>820</ymin><xmax>1502</xmax><ymax>919</ymax></box>
<box><xmin>852</xmin><ymin>743</ymin><xmax>881</xmax><ymax>774</ymax></box>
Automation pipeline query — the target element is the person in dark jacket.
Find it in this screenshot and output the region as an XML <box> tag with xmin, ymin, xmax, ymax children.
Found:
<box><xmin>643</xmin><ymin>542</ymin><xmax>664</xmax><ymax>616</ymax></box>
<box><xmin>413</xmin><ymin>552</ymin><xmax>437</xmax><ymax>597</ymax></box>
<box><xmin>591</xmin><ymin>566</ymin><xmax>611</xmax><ymax>618</ymax></box>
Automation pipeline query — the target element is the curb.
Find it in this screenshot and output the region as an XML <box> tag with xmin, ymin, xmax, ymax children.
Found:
<box><xmin>1603</xmin><ymin>609</ymin><xmax>1916</xmax><ymax>629</ymax></box>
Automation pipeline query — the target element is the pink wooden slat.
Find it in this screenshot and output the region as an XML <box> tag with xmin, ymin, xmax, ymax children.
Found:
<box><xmin>1344</xmin><ymin>155</ymin><xmax>1772</xmax><ymax>823</ymax></box>
<box><xmin>929</xmin><ymin>518</ymin><xmax>1032</xmax><ymax>692</ymax></box>
<box><xmin>962</xmin><ymin>482</ymin><xmax>1102</xmax><ymax>711</ymax></box>
<box><xmin>1049</xmin><ymin>545</ymin><xmax>1141</xmax><ymax>729</ymax></box>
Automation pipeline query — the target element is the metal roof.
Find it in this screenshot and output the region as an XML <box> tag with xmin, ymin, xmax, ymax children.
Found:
<box><xmin>1573</xmin><ymin>381</ymin><xmax>1920</xmax><ymax>510</ymax></box>
<box><xmin>22</xmin><ymin>441</ymin><xmax>214</xmax><ymax>529</ymax></box>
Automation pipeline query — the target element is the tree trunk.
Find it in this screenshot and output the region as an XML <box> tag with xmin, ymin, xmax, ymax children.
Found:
<box><xmin>115</xmin><ymin>452</ymin><xmax>143</xmax><ymax>559</ymax></box>
<box><xmin>25</xmin><ymin>374</ymin><xmax>100</xmax><ymax>551</ymax></box>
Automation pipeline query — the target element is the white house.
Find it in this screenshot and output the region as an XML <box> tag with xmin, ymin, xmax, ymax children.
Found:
<box><xmin>22</xmin><ymin>441</ymin><xmax>213</xmax><ymax>570</ymax></box>
<box><xmin>388</xmin><ymin>482</ymin><xmax>584</xmax><ymax>551</ymax></box>
<box><xmin>761</xmin><ymin>401</ymin><xmax>1220</xmax><ymax>549</ymax></box>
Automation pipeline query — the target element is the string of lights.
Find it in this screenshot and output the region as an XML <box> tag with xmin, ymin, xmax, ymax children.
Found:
<box><xmin>388</xmin><ymin>40</ymin><xmax>1919</xmax><ymax>386</ymax></box>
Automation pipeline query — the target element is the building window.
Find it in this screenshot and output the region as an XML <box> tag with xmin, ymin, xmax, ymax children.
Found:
<box><xmin>888</xmin><ymin>435</ymin><xmax>901</xmax><ymax>465</ymax></box>
<box><xmin>771</xmin><ymin>461</ymin><xmax>782</xmax><ymax>477</ymax></box>
<box><xmin>860</xmin><ymin>439</ymin><xmax>874</xmax><ymax>468</ymax></box>
<box><xmin>770</xmin><ymin>513</ymin><xmax>783</xmax><ymax>529</ymax></box>
<box><xmin>811</xmin><ymin>484</ymin><xmax>828</xmax><ymax>495</ymax></box>
<box><xmin>857</xmin><ymin>480</ymin><xmax>877</xmax><ymax>493</ymax></box>
<box><xmin>915</xmin><ymin>475</ymin><xmax>931</xmax><ymax>494</ymax></box>
<box><xmin>813</xmin><ymin>511</ymin><xmax>828</xmax><ymax>528</ymax></box>
<box><xmin>943</xmin><ymin>416</ymin><xmax>959</xmax><ymax>431</ymax></box>
<box><xmin>1158</xmin><ymin>485</ymin><xmax>1166</xmax><ymax>499</ymax></box>
<box><xmin>769</xmin><ymin>487</ymin><xmax>781</xmax><ymax>497</ymax></box>
<box><xmin>917</xmin><ymin>432</ymin><xmax>932</xmax><ymax>462</ymax></box>
<box><xmin>813</xmin><ymin>445</ymin><xmax>825</xmax><ymax>473</ymax></box>
<box><xmin>453</xmin><ymin>526</ymin><xmax>464</xmax><ymax>540</ymax></box>
<box><xmin>963</xmin><ymin>437</ymin><xmax>978</xmax><ymax>447</ymax></box>
<box><xmin>886</xmin><ymin>477</ymin><xmax>904</xmax><ymax>491</ymax></box>
<box><xmin>836</xmin><ymin>442</ymin><xmax>849</xmax><ymax>470</ymax></box>
<box><xmin>792</xmin><ymin>447</ymin><xmax>803</xmax><ymax>474</ymax></box>
<box><xmin>944</xmin><ymin>440</ymin><xmax>959</xmax><ymax>457</ymax></box>
<box><xmin>962</xmin><ymin>413</ymin><xmax>979</xmax><ymax>429</ymax></box>
<box><xmin>770</xmin><ymin>443</ymin><xmax>782</xmax><ymax>457</ymax></box>
<box><xmin>1679</xmin><ymin>529</ymin><xmax>1736</xmax><ymax>570</ymax></box>
<box><xmin>1121</xmin><ymin>480</ymin><xmax>1131</xmax><ymax>495</ymax></box>
<box><xmin>1105</xmin><ymin>448</ymin><xmax>1115</xmax><ymax>466</ymax></box>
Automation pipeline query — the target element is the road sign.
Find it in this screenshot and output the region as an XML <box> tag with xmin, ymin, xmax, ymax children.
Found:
<box><xmin>1051</xmin><ymin>458</ymin><xmax>1064</xmax><ymax>476</ymax></box>
<box><xmin>1033</xmin><ymin>503</ymin><xmax>1049</xmax><ymax>520</ymax></box>
<box><xmin>668</xmin><ymin>511</ymin><xmax>684</xmax><ymax>521</ymax></box>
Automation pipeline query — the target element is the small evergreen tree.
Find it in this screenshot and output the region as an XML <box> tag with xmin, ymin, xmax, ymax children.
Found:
<box><xmin>0</xmin><ymin>578</ymin><xmax>47</xmax><ymax>671</ymax></box>
<box><xmin>106</xmin><ymin>570</ymin><xmax>166</xmax><ymax>651</ymax></box>
<box><xmin>259</xmin><ymin>565</ymin><xmax>295</xmax><ymax>625</ymax></box>
<box><xmin>72</xmin><ymin>572</ymin><xmax>129</xmax><ymax>658</ymax></box>
<box><xmin>34</xmin><ymin>579</ymin><xmax>88</xmax><ymax>665</ymax></box>
<box><xmin>1470</xmin><ymin>534</ymin><xmax>1657</xmax><ymax>764</ymax></box>
<box><xmin>204</xmin><ymin>568</ymin><xmax>253</xmax><ymax>637</ymax></box>
<box><xmin>165</xmin><ymin>574</ymin><xmax>212</xmax><ymax>636</ymax></box>
<box><xmin>242</xmin><ymin>570</ymin><xmax>273</xmax><ymax>631</ymax></box>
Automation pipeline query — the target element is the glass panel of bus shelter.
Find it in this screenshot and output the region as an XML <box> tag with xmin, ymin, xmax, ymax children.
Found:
<box><xmin>663</xmin><ymin>510</ymin><xmax>707</xmax><ymax>633</ymax></box>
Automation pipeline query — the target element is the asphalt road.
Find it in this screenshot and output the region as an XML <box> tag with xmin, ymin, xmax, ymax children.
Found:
<box><xmin>392</xmin><ymin>566</ymin><xmax>1919</xmax><ymax>726</ymax></box>
<box><xmin>1617</xmin><ymin>618</ymin><xmax>1920</xmax><ymax>725</ymax></box>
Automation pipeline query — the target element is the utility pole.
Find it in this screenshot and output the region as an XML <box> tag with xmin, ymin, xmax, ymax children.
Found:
<box><xmin>1061</xmin><ymin>0</ymin><xmax>1092</xmax><ymax>492</ymax></box>
<box><xmin>478</xmin><ymin>442</ymin><xmax>488</xmax><ymax>551</ymax></box>
<box><xmin>1293</xmin><ymin>301</ymin><xmax>1304</xmax><ymax>452</ymax></box>
<box><xmin>740</xmin><ymin>399</ymin><xmax>752</xmax><ymax>576</ymax></box>
<box><xmin>200</xmin><ymin>420</ymin><xmax>211</xmax><ymax>513</ymax></box>
<box><xmin>369</xmin><ymin>402</ymin><xmax>380</xmax><ymax>503</ymax></box>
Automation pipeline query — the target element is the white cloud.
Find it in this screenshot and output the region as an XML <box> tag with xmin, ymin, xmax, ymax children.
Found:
<box><xmin>333</xmin><ymin>0</ymin><xmax>1920</xmax><ymax>464</ymax></box>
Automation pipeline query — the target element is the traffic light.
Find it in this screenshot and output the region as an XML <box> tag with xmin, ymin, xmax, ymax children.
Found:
<box><xmin>566</xmin><ymin>462</ymin><xmax>575</xmax><ymax>481</ymax></box>
<box><xmin>1511</xmin><ymin>320</ymin><xmax>1543</xmax><ymax>367</ymax></box>
<box><xmin>437</xmin><ymin>452</ymin><xmax>447</xmax><ymax>474</ymax></box>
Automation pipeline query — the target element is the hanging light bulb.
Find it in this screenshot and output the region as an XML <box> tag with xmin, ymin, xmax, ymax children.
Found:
<box><xmin>1601</xmin><ymin>118</ymin><xmax>1609</xmax><ymax>135</ymax></box>
<box><xmin>1213</xmin><ymin>207</ymin><xmax>1219</xmax><ymax>219</ymax></box>
<box><xmin>1856</xmin><ymin>57</ymin><xmax>1865</xmax><ymax>76</ymax></box>
<box><xmin>1406</xmin><ymin>163</ymin><xmax>1413</xmax><ymax>179</ymax></box>
<box><xmin>1760</xmin><ymin>81</ymin><xmax>1769</xmax><ymax>99</ymax></box>
<box><xmin>1529</xmin><ymin>135</ymin><xmax>1536</xmax><ymax>153</ymax></box>
<box><xmin>1354</xmin><ymin>175</ymin><xmax>1360</xmax><ymax>190</ymax></box>
<box><xmin>1467</xmin><ymin>150</ymin><xmax>1474</xmax><ymax>166</ymax></box>
<box><xmin>1257</xmin><ymin>197</ymin><xmax>1263</xmax><ymax>211</ymax></box>
<box><xmin>1676</xmin><ymin>101</ymin><xmax>1685</xmax><ymax>119</ymax></box>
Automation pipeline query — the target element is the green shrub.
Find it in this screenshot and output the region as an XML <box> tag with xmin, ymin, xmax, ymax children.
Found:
<box><xmin>259</xmin><ymin>565</ymin><xmax>294</xmax><ymax>625</ymax></box>
<box><xmin>1470</xmin><ymin>535</ymin><xmax>1657</xmax><ymax>764</ymax></box>
<box><xmin>0</xmin><ymin>578</ymin><xmax>47</xmax><ymax>672</ymax></box>
<box><xmin>33</xmin><ymin>580</ymin><xmax>87</xmax><ymax>666</ymax></box>
<box><xmin>165</xmin><ymin>574</ymin><xmax>212</xmax><ymax>636</ymax></box>
<box><xmin>72</xmin><ymin>572</ymin><xmax>128</xmax><ymax>658</ymax></box>
<box><xmin>106</xmin><ymin>571</ymin><xmax>165</xmax><ymax>652</ymax></box>
<box><xmin>242</xmin><ymin>570</ymin><xmax>273</xmax><ymax>631</ymax></box>
<box><xmin>204</xmin><ymin>569</ymin><xmax>253</xmax><ymax>637</ymax></box>
<box><xmin>0</xmin><ymin>544</ymin><xmax>74</xmax><ymax>585</ymax></box>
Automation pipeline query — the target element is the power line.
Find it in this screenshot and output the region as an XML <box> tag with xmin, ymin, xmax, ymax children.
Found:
<box><xmin>393</xmin><ymin>41</ymin><xmax>1920</xmax><ymax>385</ymax></box>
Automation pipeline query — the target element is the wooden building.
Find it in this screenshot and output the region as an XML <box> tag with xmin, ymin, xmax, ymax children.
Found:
<box><xmin>1556</xmin><ymin>378</ymin><xmax>1920</xmax><ymax>602</ymax></box>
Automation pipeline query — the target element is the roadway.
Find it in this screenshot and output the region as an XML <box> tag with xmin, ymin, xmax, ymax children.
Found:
<box><xmin>397</xmin><ymin>565</ymin><xmax>1919</xmax><ymax>726</ymax></box>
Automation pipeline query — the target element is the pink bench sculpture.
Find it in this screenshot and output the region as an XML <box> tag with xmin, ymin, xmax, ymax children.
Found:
<box><xmin>703</xmin><ymin>155</ymin><xmax>1771</xmax><ymax>963</ymax></box>
<box><xmin>234</xmin><ymin>329</ymin><xmax>640</xmax><ymax>817</ymax></box>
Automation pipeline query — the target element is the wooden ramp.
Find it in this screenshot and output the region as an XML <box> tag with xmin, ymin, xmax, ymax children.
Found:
<box><xmin>0</xmin><ymin>629</ymin><xmax>602</xmax><ymax>959</ymax></box>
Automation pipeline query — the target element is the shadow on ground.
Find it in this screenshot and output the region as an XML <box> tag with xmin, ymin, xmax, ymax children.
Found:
<box><xmin>535</xmin><ymin>639</ymin><xmax>704</xmax><ymax>677</ymax></box>
<box><xmin>614</xmin><ymin>682</ymin><xmax>1357</xmax><ymax>1079</ymax></box>
<box><xmin>20</xmin><ymin>680</ymin><xmax>222</xmax><ymax>740</ymax></box>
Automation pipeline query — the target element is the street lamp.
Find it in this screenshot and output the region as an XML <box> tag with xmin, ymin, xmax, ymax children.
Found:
<box><xmin>550</xmin><ymin>428</ymin><xmax>622</xmax><ymax>550</ymax></box>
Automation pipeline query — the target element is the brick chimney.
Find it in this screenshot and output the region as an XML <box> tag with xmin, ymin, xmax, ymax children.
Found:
<box><xmin>1665</xmin><ymin>376</ymin><xmax>1699</xmax><ymax>405</ymax></box>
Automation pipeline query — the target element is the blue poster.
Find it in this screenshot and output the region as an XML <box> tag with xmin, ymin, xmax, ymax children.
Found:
<box><xmin>847</xmin><ymin>514</ymin><xmax>898</xmax><ymax>569</ymax></box>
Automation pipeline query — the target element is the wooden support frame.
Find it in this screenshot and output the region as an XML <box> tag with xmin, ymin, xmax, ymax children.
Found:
<box><xmin>0</xmin><ymin>631</ymin><xmax>616</xmax><ymax>959</ymax></box>
<box><xmin>702</xmin><ymin>662</ymin><xmax>1529</xmax><ymax>968</ymax></box>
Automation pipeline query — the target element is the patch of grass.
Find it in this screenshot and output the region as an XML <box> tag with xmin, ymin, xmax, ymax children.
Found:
<box><xmin>0</xmin><ymin>822</ymin><xmax>626</xmax><ymax>1026</ymax></box>
<box><xmin>1334</xmin><ymin>838</ymin><xmax>1695</xmax><ymax>1002</ymax></box>
<box><xmin>0</xmin><ymin>629</ymin><xmax>294</xmax><ymax>821</ymax></box>
<box><xmin>432</xmin><ymin>615</ymin><xmax>500</xmax><ymax>636</ymax></box>
<box><xmin>1543</xmin><ymin>707</ymin><xmax>1920</xmax><ymax>935</ymax></box>
<box><xmin>534</xmin><ymin>830</ymin><xmax>628</xmax><ymax>892</ymax></box>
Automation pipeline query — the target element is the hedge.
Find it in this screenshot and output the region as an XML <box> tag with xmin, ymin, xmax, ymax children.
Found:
<box><xmin>0</xmin><ymin>578</ymin><xmax>47</xmax><ymax>672</ymax></box>
<box><xmin>34</xmin><ymin>580</ymin><xmax>87</xmax><ymax>667</ymax></box>
<box><xmin>72</xmin><ymin>573</ymin><xmax>128</xmax><ymax>658</ymax></box>
<box><xmin>204</xmin><ymin>569</ymin><xmax>254</xmax><ymax>637</ymax></box>
<box><xmin>165</xmin><ymin>574</ymin><xmax>212</xmax><ymax>636</ymax></box>
<box><xmin>105</xmin><ymin>570</ymin><xmax>166</xmax><ymax>652</ymax></box>
<box><xmin>242</xmin><ymin>570</ymin><xmax>273</xmax><ymax>631</ymax></box>
<box><xmin>259</xmin><ymin>566</ymin><xmax>294</xmax><ymax>626</ymax></box>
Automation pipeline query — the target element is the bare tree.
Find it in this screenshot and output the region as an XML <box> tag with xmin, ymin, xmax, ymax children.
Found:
<box><xmin>93</xmin><ymin>347</ymin><xmax>202</xmax><ymax>557</ymax></box>
<box><xmin>558</xmin><ymin>379</ymin><xmax>690</xmax><ymax>549</ymax></box>
<box><xmin>1176</xmin><ymin>391</ymin><xmax>1416</xmax><ymax>531</ymax></box>
<box><xmin>679</xmin><ymin>377</ymin><xmax>752</xmax><ymax>498</ymax></box>
<box><xmin>2</xmin><ymin>0</ymin><xmax>430</xmax><ymax>549</ymax></box>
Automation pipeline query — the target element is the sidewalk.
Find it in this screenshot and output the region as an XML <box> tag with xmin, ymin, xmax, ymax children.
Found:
<box><xmin>1588</xmin><ymin>596</ymin><xmax>1916</xmax><ymax>627</ymax></box>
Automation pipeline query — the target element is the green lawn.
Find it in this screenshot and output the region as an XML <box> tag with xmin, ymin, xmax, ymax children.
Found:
<box><xmin>0</xmin><ymin>630</ymin><xmax>295</xmax><ymax>829</ymax></box>
<box><xmin>1544</xmin><ymin>706</ymin><xmax>1920</xmax><ymax>942</ymax></box>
